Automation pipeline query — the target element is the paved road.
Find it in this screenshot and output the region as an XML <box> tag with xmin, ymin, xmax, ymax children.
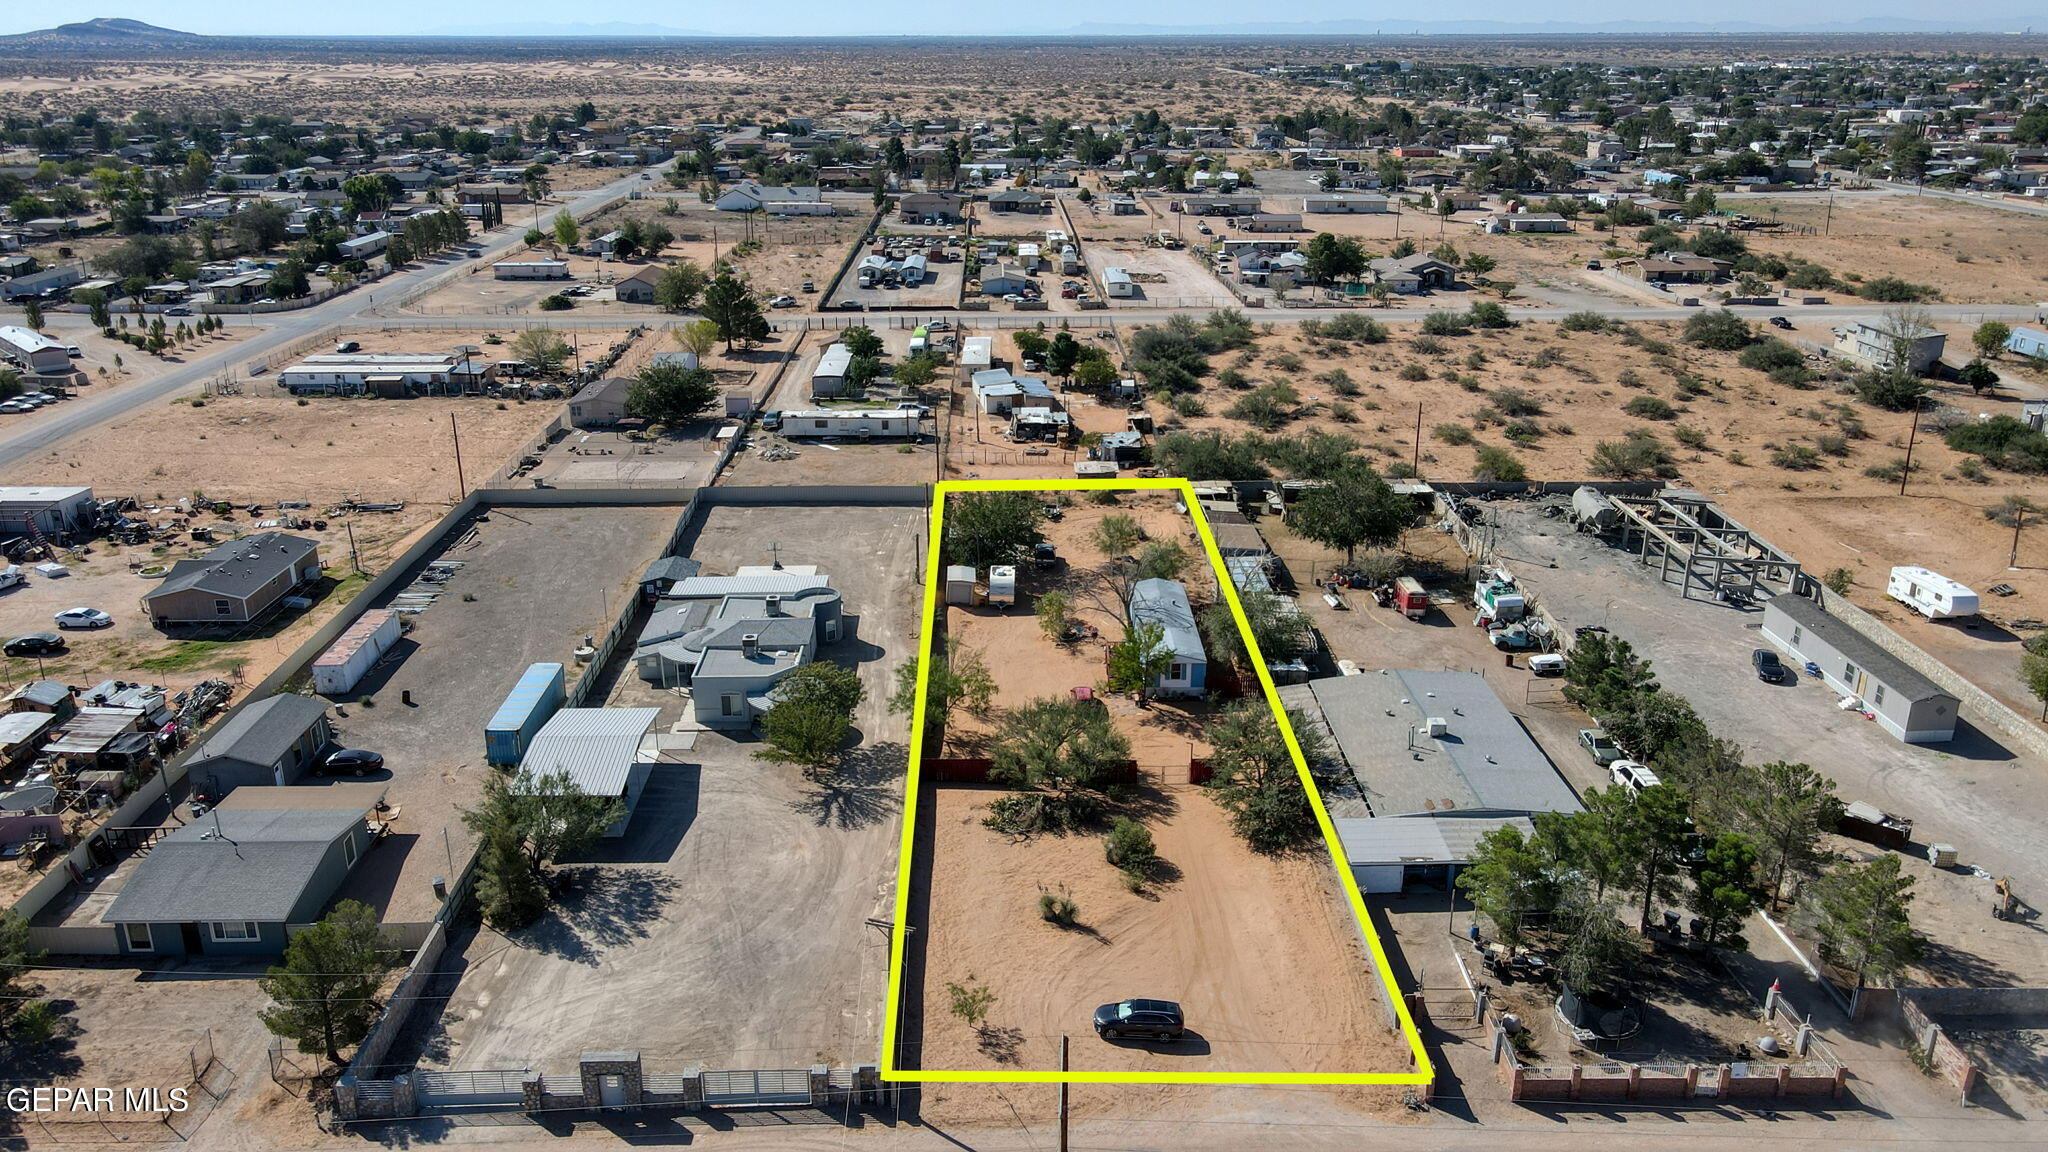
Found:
<box><xmin>0</xmin><ymin>162</ymin><xmax>667</xmax><ymax>472</ymax></box>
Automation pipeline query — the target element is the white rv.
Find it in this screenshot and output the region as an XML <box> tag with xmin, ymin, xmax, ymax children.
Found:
<box><xmin>1885</xmin><ymin>566</ymin><xmax>1979</xmax><ymax>620</ymax></box>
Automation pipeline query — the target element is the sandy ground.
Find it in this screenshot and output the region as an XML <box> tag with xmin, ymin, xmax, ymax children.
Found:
<box><xmin>913</xmin><ymin>783</ymin><xmax>1400</xmax><ymax>1077</ymax></box>
<box><xmin>0</xmin><ymin>393</ymin><xmax>562</xmax><ymax>506</ymax></box>
<box><xmin>1729</xmin><ymin>190</ymin><xmax>2048</xmax><ymax>305</ymax></box>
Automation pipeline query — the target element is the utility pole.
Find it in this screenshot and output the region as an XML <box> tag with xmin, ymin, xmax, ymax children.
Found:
<box><xmin>450</xmin><ymin>414</ymin><xmax>467</xmax><ymax>499</ymax></box>
<box><xmin>1412</xmin><ymin>402</ymin><xmax>1424</xmax><ymax>478</ymax></box>
<box><xmin>1057</xmin><ymin>1034</ymin><xmax>1070</xmax><ymax>1152</ymax></box>
<box><xmin>1898</xmin><ymin>401</ymin><xmax>1921</xmax><ymax>496</ymax></box>
<box><xmin>2013</xmin><ymin>507</ymin><xmax>2027</xmax><ymax>570</ymax></box>
<box><xmin>1824</xmin><ymin>194</ymin><xmax>1834</xmax><ymax>237</ymax></box>
<box><xmin>346</xmin><ymin>519</ymin><xmax>362</xmax><ymax>574</ymax></box>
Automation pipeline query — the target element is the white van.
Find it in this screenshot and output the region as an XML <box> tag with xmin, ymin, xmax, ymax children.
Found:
<box><xmin>1886</xmin><ymin>565</ymin><xmax>1979</xmax><ymax>620</ymax></box>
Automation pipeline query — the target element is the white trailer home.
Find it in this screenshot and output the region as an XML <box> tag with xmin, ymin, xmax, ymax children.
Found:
<box><xmin>492</xmin><ymin>260</ymin><xmax>571</xmax><ymax>280</ymax></box>
<box><xmin>778</xmin><ymin>409</ymin><xmax>920</xmax><ymax>439</ymax></box>
<box><xmin>1886</xmin><ymin>566</ymin><xmax>1979</xmax><ymax>620</ymax></box>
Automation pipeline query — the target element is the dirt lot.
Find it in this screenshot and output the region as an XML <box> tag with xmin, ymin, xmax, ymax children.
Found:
<box><xmin>1726</xmin><ymin>190</ymin><xmax>2048</xmax><ymax>305</ymax></box>
<box><xmin>0</xmin><ymin>390</ymin><xmax>561</xmax><ymax>507</ymax></box>
<box><xmin>400</xmin><ymin>502</ymin><xmax>918</xmax><ymax>1074</ymax></box>
<box><xmin>905</xmin><ymin>490</ymin><xmax>1402</xmax><ymax>1079</ymax></box>
<box><xmin>1082</xmin><ymin>243</ymin><xmax>1236</xmax><ymax>309</ymax></box>
<box><xmin>912</xmin><ymin>782</ymin><xmax>1402</xmax><ymax>1077</ymax></box>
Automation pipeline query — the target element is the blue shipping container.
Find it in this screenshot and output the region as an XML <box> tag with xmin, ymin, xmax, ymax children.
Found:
<box><xmin>485</xmin><ymin>662</ymin><xmax>566</xmax><ymax>765</ymax></box>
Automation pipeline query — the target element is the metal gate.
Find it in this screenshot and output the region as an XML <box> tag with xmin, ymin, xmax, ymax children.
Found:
<box><xmin>415</xmin><ymin>1069</ymin><xmax>527</xmax><ymax>1111</ymax></box>
<box><xmin>702</xmin><ymin>1069</ymin><xmax>812</xmax><ymax>1107</ymax></box>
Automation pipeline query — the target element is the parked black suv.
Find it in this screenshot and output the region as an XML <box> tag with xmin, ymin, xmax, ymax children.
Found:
<box><xmin>1752</xmin><ymin>648</ymin><xmax>1790</xmax><ymax>683</ymax></box>
<box><xmin>1093</xmin><ymin>998</ymin><xmax>1185</xmax><ymax>1041</ymax></box>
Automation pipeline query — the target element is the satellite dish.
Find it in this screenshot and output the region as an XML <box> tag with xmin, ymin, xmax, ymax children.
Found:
<box><xmin>1</xmin><ymin>785</ymin><xmax>60</xmax><ymax>814</ymax></box>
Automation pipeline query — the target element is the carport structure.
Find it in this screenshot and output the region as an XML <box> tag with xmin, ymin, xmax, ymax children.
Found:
<box><xmin>1608</xmin><ymin>492</ymin><xmax>1802</xmax><ymax>603</ymax></box>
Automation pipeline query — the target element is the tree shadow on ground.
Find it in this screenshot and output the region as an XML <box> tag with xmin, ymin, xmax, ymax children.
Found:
<box><xmin>511</xmin><ymin>867</ymin><xmax>679</xmax><ymax>966</ymax></box>
<box><xmin>792</xmin><ymin>740</ymin><xmax>905</xmax><ymax>830</ymax></box>
<box><xmin>976</xmin><ymin>1024</ymin><xmax>1025</xmax><ymax>1065</ymax></box>
<box><xmin>1913</xmin><ymin>938</ymin><xmax>2016</xmax><ymax>989</ymax></box>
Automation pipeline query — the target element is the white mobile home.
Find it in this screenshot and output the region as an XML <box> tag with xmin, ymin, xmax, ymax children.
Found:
<box><xmin>1760</xmin><ymin>595</ymin><xmax>1959</xmax><ymax>743</ymax></box>
<box><xmin>0</xmin><ymin>326</ymin><xmax>73</xmax><ymax>374</ymax></box>
<box><xmin>811</xmin><ymin>343</ymin><xmax>854</xmax><ymax>398</ymax></box>
<box><xmin>1102</xmin><ymin>267</ymin><xmax>1135</xmax><ymax>298</ymax></box>
<box><xmin>492</xmin><ymin>260</ymin><xmax>571</xmax><ymax>280</ymax></box>
<box><xmin>779</xmin><ymin>409</ymin><xmax>919</xmax><ymax>438</ymax></box>
<box><xmin>1886</xmin><ymin>566</ymin><xmax>1979</xmax><ymax>620</ymax></box>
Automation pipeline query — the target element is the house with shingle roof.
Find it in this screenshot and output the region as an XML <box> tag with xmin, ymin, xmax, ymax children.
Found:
<box><xmin>141</xmin><ymin>532</ymin><xmax>322</xmax><ymax>627</ymax></box>
<box><xmin>99</xmin><ymin>784</ymin><xmax>383</xmax><ymax>956</ymax></box>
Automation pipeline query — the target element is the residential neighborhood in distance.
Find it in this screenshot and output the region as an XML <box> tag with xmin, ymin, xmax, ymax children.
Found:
<box><xmin>1</xmin><ymin>9</ymin><xmax>2047</xmax><ymax>1151</ymax></box>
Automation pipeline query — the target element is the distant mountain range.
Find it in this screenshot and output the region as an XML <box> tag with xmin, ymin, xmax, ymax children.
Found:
<box><xmin>0</xmin><ymin>14</ymin><xmax>2028</xmax><ymax>43</ymax></box>
<box><xmin>0</xmin><ymin>17</ymin><xmax>202</xmax><ymax>48</ymax></box>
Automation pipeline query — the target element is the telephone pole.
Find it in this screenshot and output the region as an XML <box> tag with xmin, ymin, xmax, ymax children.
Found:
<box><xmin>450</xmin><ymin>414</ymin><xmax>467</xmax><ymax>499</ymax></box>
<box><xmin>1057</xmin><ymin>1034</ymin><xmax>1070</xmax><ymax>1152</ymax></box>
<box><xmin>1898</xmin><ymin>401</ymin><xmax>1922</xmax><ymax>496</ymax></box>
<box><xmin>1412</xmin><ymin>402</ymin><xmax>1424</xmax><ymax>478</ymax></box>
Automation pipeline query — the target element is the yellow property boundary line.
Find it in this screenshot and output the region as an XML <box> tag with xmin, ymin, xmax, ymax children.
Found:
<box><xmin>880</xmin><ymin>477</ymin><xmax>1434</xmax><ymax>1086</ymax></box>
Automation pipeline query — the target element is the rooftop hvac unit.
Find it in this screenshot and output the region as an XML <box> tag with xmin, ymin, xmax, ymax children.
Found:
<box><xmin>1426</xmin><ymin>716</ymin><xmax>1449</xmax><ymax>738</ymax></box>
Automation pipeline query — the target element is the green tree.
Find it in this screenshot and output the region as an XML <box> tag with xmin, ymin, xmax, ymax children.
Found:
<box><xmin>551</xmin><ymin>208</ymin><xmax>580</xmax><ymax>250</ymax></box>
<box><xmin>627</xmin><ymin>361</ymin><xmax>720</xmax><ymax>425</ymax></box>
<box><xmin>1302</xmin><ymin>232</ymin><xmax>1368</xmax><ymax>285</ymax></box>
<box><xmin>757</xmin><ymin>662</ymin><xmax>866</xmax><ymax>774</ymax></box>
<box><xmin>510</xmin><ymin>327</ymin><xmax>571</xmax><ymax>375</ymax></box>
<box><xmin>1106</xmin><ymin>618</ymin><xmax>1174</xmax><ymax>696</ymax></box>
<box><xmin>1091</xmin><ymin>512</ymin><xmax>1145</xmax><ymax>558</ymax></box>
<box><xmin>1205</xmin><ymin>702</ymin><xmax>1326</xmax><ymax>853</ymax></box>
<box><xmin>654</xmin><ymin>262</ymin><xmax>709</xmax><ymax>313</ymax></box>
<box><xmin>1286</xmin><ymin>465</ymin><xmax>1410</xmax><ymax>563</ymax></box>
<box><xmin>1562</xmin><ymin>631</ymin><xmax>1658</xmax><ymax>717</ymax></box>
<box><xmin>474</xmin><ymin>822</ymin><xmax>547</xmax><ymax>929</ymax></box>
<box><xmin>2021</xmin><ymin>648</ymin><xmax>2048</xmax><ymax>721</ymax></box>
<box><xmin>76</xmin><ymin>289</ymin><xmax>110</xmax><ymax>329</ymax></box>
<box><xmin>673</xmin><ymin>318</ymin><xmax>719</xmax><ymax>359</ymax></box>
<box><xmin>894</xmin><ymin>354</ymin><xmax>939</xmax><ymax>391</ymax></box>
<box><xmin>1035</xmin><ymin>590</ymin><xmax>1077</xmax><ymax>643</ymax></box>
<box><xmin>1690</xmin><ymin>832</ymin><xmax>1765</xmax><ymax>949</ymax></box>
<box><xmin>461</xmin><ymin>764</ymin><xmax>626</xmax><ymax>877</ymax></box>
<box><xmin>987</xmin><ymin>697</ymin><xmax>1134</xmax><ymax>830</ymax></box>
<box><xmin>0</xmin><ymin>909</ymin><xmax>44</xmax><ymax>1005</ymax></box>
<box><xmin>1717</xmin><ymin>761</ymin><xmax>1840</xmax><ymax>906</ymax></box>
<box><xmin>1615</xmin><ymin>784</ymin><xmax>1694</xmax><ymax>930</ymax></box>
<box><xmin>1806</xmin><ymin>855</ymin><xmax>1922</xmax><ymax>988</ymax></box>
<box><xmin>1198</xmin><ymin>590</ymin><xmax>1312</xmax><ymax>668</ymax></box>
<box><xmin>1073</xmin><ymin>357</ymin><xmax>1122</xmax><ymax>393</ymax></box>
<box><xmin>1973</xmin><ymin>320</ymin><xmax>2012</xmax><ymax>359</ymax></box>
<box><xmin>842</xmin><ymin>324</ymin><xmax>885</xmax><ymax>357</ymax></box>
<box><xmin>1600</xmin><ymin>690</ymin><xmax>1706</xmax><ymax>768</ymax></box>
<box><xmin>1105</xmin><ymin>817</ymin><xmax>1157</xmax><ymax>872</ymax></box>
<box><xmin>1683</xmin><ymin>309</ymin><xmax>1753</xmax><ymax>351</ymax></box>
<box><xmin>266</xmin><ymin>258</ymin><xmax>309</xmax><ymax>299</ymax></box>
<box><xmin>888</xmin><ymin>637</ymin><xmax>995</xmax><ymax>729</ymax></box>
<box><xmin>340</xmin><ymin>174</ymin><xmax>392</xmax><ymax>214</ymax></box>
<box><xmin>1457</xmin><ymin>823</ymin><xmax>1566</xmax><ymax>946</ymax></box>
<box><xmin>20</xmin><ymin>299</ymin><xmax>42</xmax><ymax>330</ymax></box>
<box><xmin>945</xmin><ymin>491</ymin><xmax>1043</xmax><ymax>568</ymax></box>
<box><xmin>258</xmin><ymin>901</ymin><xmax>398</xmax><ymax>1065</ymax></box>
<box><xmin>1957</xmin><ymin>360</ymin><xmax>1999</xmax><ymax>396</ymax></box>
<box><xmin>699</xmin><ymin>273</ymin><xmax>769</xmax><ymax>350</ymax></box>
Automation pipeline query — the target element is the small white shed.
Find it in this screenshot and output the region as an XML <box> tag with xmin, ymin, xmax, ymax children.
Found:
<box><xmin>987</xmin><ymin>565</ymin><xmax>1017</xmax><ymax>608</ymax></box>
<box><xmin>945</xmin><ymin>565</ymin><xmax>977</xmax><ymax>606</ymax></box>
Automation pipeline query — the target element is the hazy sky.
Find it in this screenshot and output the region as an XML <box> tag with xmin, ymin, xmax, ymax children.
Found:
<box><xmin>2</xmin><ymin>3</ymin><xmax>2037</xmax><ymax>37</ymax></box>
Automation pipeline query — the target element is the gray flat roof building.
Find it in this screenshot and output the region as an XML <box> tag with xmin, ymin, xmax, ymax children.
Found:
<box><xmin>1296</xmin><ymin>670</ymin><xmax>1583</xmax><ymax>819</ymax></box>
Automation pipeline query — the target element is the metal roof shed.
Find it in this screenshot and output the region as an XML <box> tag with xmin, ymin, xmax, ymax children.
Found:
<box><xmin>519</xmin><ymin>707</ymin><xmax>662</xmax><ymax>836</ymax></box>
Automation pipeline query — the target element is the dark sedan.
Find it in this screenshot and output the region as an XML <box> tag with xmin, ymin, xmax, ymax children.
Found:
<box><xmin>1093</xmin><ymin>998</ymin><xmax>1185</xmax><ymax>1041</ymax></box>
<box><xmin>3</xmin><ymin>633</ymin><xmax>67</xmax><ymax>657</ymax></box>
<box><xmin>1752</xmin><ymin>648</ymin><xmax>1790</xmax><ymax>683</ymax></box>
<box><xmin>322</xmin><ymin>748</ymin><xmax>386</xmax><ymax>776</ymax></box>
